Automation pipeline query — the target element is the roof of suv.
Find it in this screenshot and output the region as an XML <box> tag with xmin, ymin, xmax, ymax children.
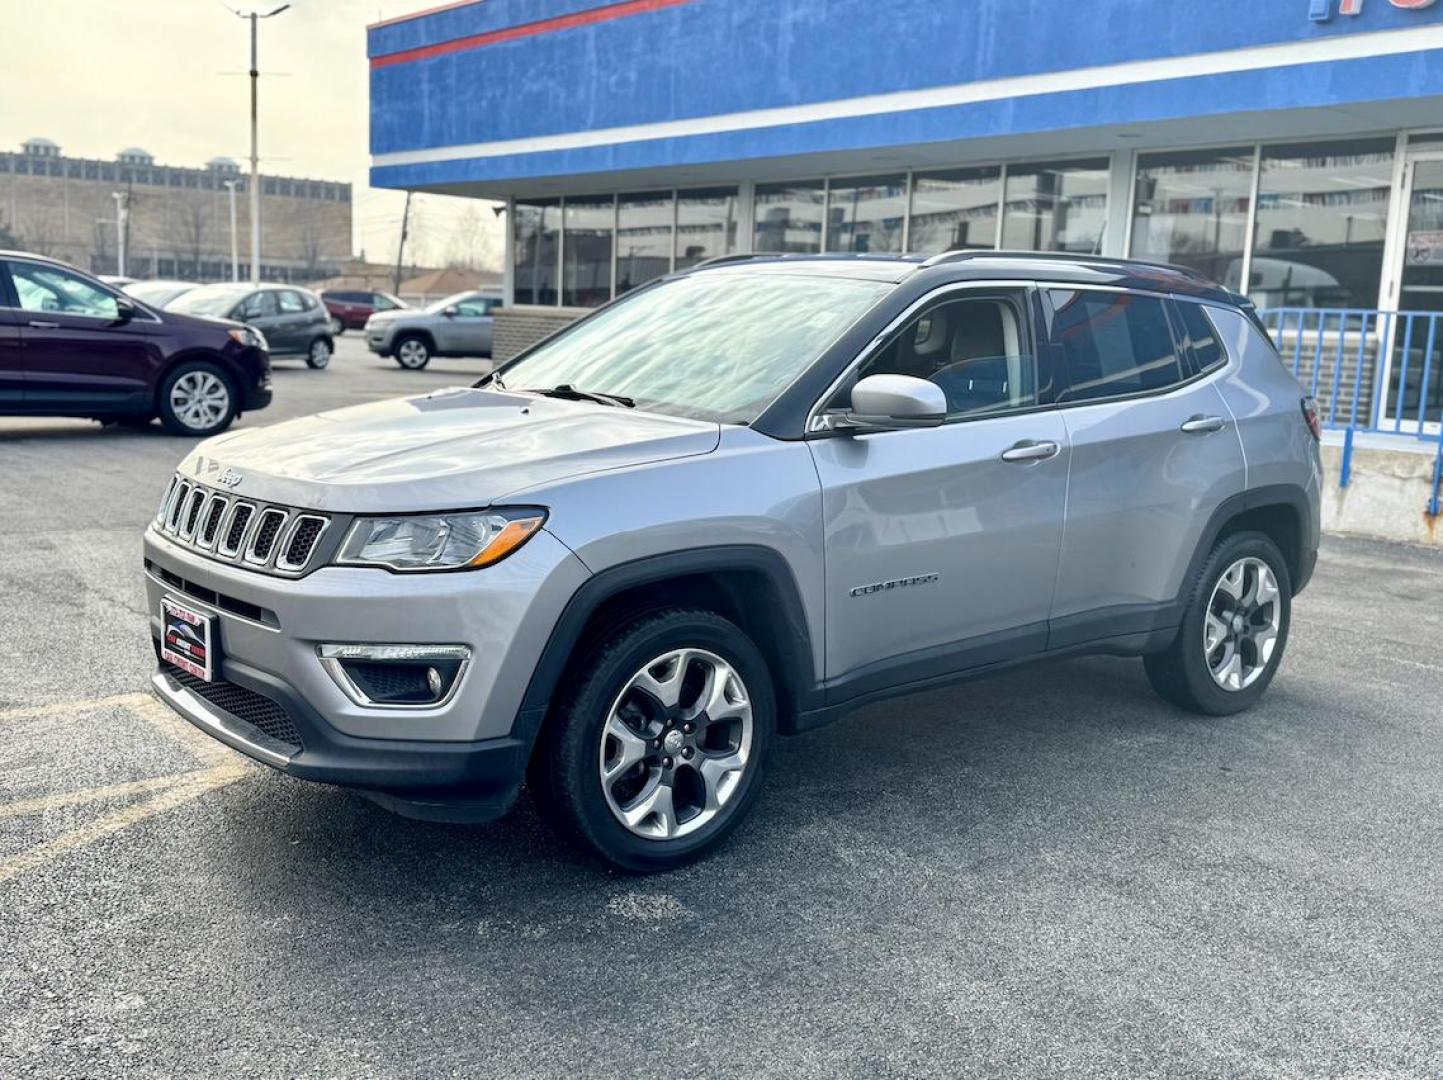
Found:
<box><xmin>686</xmin><ymin>251</ymin><xmax>1240</xmax><ymax>305</ymax></box>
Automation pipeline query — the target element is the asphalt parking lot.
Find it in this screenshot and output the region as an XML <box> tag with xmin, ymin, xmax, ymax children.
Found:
<box><xmin>3</xmin><ymin>337</ymin><xmax>1443</xmax><ymax>1077</ymax></box>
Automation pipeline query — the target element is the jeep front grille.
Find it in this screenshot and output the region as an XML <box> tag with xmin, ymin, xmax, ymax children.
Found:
<box><xmin>155</xmin><ymin>475</ymin><xmax>332</xmax><ymax>576</ymax></box>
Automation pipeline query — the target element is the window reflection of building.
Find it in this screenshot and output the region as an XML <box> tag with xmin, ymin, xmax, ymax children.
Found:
<box><xmin>909</xmin><ymin>168</ymin><xmax>1003</xmax><ymax>254</ymax></box>
<box><xmin>1130</xmin><ymin>148</ymin><xmax>1254</xmax><ymax>286</ymax></box>
<box><xmin>826</xmin><ymin>175</ymin><xmax>907</xmax><ymax>253</ymax></box>
<box><xmin>1002</xmin><ymin>160</ymin><xmax>1109</xmax><ymax>254</ymax></box>
<box><xmin>754</xmin><ymin>181</ymin><xmax>825</xmax><ymax>253</ymax></box>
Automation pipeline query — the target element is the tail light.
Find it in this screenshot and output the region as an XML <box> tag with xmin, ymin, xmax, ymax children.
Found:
<box><xmin>1301</xmin><ymin>397</ymin><xmax>1322</xmax><ymax>443</ymax></box>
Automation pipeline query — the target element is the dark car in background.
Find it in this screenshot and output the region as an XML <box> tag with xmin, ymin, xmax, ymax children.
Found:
<box><xmin>0</xmin><ymin>251</ymin><xmax>270</xmax><ymax>436</ymax></box>
<box><xmin>169</xmin><ymin>283</ymin><xmax>334</xmax><ymax>369</ymax></box>
<box><xmin>321</xmin><ymin>288</ymin><xmax>406</xmax><ymax>335</ymax></box>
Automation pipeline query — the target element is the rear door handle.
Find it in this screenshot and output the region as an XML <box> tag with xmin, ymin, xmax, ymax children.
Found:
<box><xmin>1000</xmin><ymin>439</ymin><xmax>1061</xmax><ymax>463</ymax></box>
<box><xmin>1180</xmin><ymin>415</ymin><xmax>1226</xmax><ymax>434</ymax></box>
<box><xmin>27</xmin><ymin>320</ymin><xmax>59</xmax><ymax>330</ymax></box>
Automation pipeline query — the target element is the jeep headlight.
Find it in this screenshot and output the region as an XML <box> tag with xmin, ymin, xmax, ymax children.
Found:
<box><xmin>337</xmin><ymin>509</ymin><xmax>546</xmax><ymax>572</ymax></box>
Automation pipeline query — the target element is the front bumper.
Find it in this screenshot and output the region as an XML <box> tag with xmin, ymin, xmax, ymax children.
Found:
<box><xmin>365</xmin><ymin>327</ymin><xmax>396</xmax><ymax>354</ymax></box>
<box><xmin>143</xmin><ymin>524</ymin><xmax>590</xmax><ymax>810</ymax></box>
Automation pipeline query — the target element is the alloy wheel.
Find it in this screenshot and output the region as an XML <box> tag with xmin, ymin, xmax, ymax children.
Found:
<box><xmin>1204</xmin><ymin>556</ymin><xmax>1281</xmax><ymax>691</ymax></box>
<box><xmin>397</xmin><ymin>339</ymin><xmax>428</xmax><ymax>368</ymax></box>
<box><xmin>310</xmin><ymin>339</ymin><xmax>332</xmax><ymax>367</ymax></box>
<box><xmin>168</xmin><ymin>370</ymin><xmax>230</xmax><ymax>432</ymax></box>
<box><xmin>599</xmin><ymin>648</ymin><xmax>753</xmax><ymax>840</ymax></box>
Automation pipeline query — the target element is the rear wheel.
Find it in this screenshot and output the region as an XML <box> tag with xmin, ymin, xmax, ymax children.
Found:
<box><xmin>306</xmin><ymin>337</ymin><xmax>333</xmax><ymax>369</ymax></box>
<box><xmin>529</xmin><ymin>608</ymin><xmax>775</xmax><ymax>872</ymax></box>
<box><xmin>1144</xmin><ymin>531</ymin><xmax>1292</xmax><ymax>715</ymax></box>
<box><xmin>394</xmin><ymin>334</ymin><xmax>431</xmax><ymax>370</ymax></box>
<box><xmin>157</xmin><ymin>361</ymin><xmax>237</xmax><ymax>436</ymax></box>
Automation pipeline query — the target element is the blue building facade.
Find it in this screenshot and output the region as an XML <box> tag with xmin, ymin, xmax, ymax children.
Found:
<box><xmin>369</xmin><ymin>0</ymin><xmax>1443</xmax><ymax>317</ymax></box>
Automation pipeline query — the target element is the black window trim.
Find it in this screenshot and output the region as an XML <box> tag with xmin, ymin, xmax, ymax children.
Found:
<box><xmin>1171</xmin><ymin>296</ymin><xmax>1230</xmax><ymax>378</ymax></box>
<box><xmin>804</xmin><ymin>279</ymin><xmax>1058</xmax><ymax>437</ymax></box>
<box><xmin>1039</xmin><ymin>283</ymin><xmax>1222</xmax><ymax>411</ymax></box>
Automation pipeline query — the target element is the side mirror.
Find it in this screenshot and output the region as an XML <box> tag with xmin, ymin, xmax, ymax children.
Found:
<box><xmin>443</xmin><ymin>305</ymin><xmax>459</xmax><ymax>318</ymax></box>
<box><xmin>843</xmin><ymin>374</ymin><xmax>947</xmax><ymax>431</ymax></box>
<box><xmin>113</xmin><ymin>297</ymin><xmax>136</xmax><ymax>325</ymax></box>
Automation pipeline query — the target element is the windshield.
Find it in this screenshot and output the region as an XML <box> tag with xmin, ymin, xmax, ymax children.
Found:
<box><xmin>424</xmin><ymin>291</ymin><xmax>477</xmax><ymax>314</ymax></box>
<box><xmin>169</xmin><ymin>285</ymin><xmax>250</xmax><ymax>316</ymax></box>
<box><xmin>495</xmin><ymin>272</ymin><xmax>891</xmax><ymax>423</ymax></box>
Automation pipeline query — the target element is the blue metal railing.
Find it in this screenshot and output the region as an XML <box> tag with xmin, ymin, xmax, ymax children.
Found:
<box><xmin>1258</xmin><ymin>307</ymin><xmax>1443</xmax><ymax>517</ymax></box>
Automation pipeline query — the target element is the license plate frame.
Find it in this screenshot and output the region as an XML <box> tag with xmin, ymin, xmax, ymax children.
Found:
<box><xmin>160</xmin><ymin>596</ymin><xmax>215</xmax><ymax>682</ymax></box>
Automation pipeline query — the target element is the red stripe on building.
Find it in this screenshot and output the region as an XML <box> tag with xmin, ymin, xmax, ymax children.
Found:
<box><xmin>371</xmin><ymin>0</ymin><xmax>694</xmax><ymax>68</ymax></box>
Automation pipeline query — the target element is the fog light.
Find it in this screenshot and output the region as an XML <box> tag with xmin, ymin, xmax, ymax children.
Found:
<box><xmin>318</xmin><ymin>644</ymin><xmax>471</xmax><ymax>708</ymax></box>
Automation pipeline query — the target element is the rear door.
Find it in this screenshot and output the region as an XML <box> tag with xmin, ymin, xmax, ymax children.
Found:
<box><xmin>1043</xmin><ymin>287</ymin><xmax>1246</xmax><ymax>648</ymax></box>
<box><xmin>809</xmin><ymin>286</ymin><xmax>1069</xmax><ymax>698</ymax></box>
<box><xmin>5</xmin><ymin>258</ymin><xmax>161</xmax><ymax>413</ymax></box>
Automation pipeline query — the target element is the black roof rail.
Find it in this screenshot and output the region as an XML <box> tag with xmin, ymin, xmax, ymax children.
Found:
<box><xmin>919</xmin><ymin>248</ymin><xmax>1212</xmax><ymax>282</ymax></box>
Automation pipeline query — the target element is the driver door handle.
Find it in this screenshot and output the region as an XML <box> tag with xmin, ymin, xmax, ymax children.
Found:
<box><xmin>27</xmin><ymin>320</ymin><xmax>60</xmax><ymax>330</ymax></box>
<box><xmin>1000</xmin><ymin>439</ymin><xmax>1061</xmax><ymax>463</ymax></box>
<box><xmin>1180</xmin><ymin>415</ymin><xmax>1226</xmax><ymax>434</ymax></box>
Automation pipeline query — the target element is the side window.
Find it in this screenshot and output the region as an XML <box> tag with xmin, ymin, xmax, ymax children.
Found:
<box><xmin>278</xmin><ymin>290</ymin><xmax>306</xmax><ymax>314</ymax></box>
<box><xmin>1048</xmin><ymin>290</ymin><xmax>1183</xmax><ymax>403</ymax></box>
<box><xmin>454</xmin><ymin>298</ymin><xmax>490</xmax><ymax>317</ymax></box>
<box><xmin>10</xmin><ymin>263</ymin><xmax>119</xmax><ymax>319</ymax></box>
<box><xmin>236</xmin><ymin>291</ymin><xmax>278</xmax><ymax>320</ymax></box>
<box><xmin>845</xmin><ymin>294</ymin><xmax>1038</xmax><ymax>420</ymax></box>
<box><xmin>371</xmin><ymin>293</ymin><xmax>397</xmax><ymax>310</ymax></box>
<box><xmin>1177</xmin><ymin>301</ymin><xmax>1225</xmax><ymax>374</ymax></box>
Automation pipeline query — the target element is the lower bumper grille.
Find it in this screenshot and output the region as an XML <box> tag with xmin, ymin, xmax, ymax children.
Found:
<box><xmin>161</xmin><ymin>661</ymin><xmax>304</xmax><ymax>753</ymax></box>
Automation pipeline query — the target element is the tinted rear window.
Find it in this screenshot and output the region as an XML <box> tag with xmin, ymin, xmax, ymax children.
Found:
<box><xmin>1177</xmin><ymin>302</ymin><xmax>1224</xmax><ymax>373</ymax></box>
<box><xmin>1048</xmin><ymin>290</ymin><xmax>1182</xmax><ymax>403</ymax></box>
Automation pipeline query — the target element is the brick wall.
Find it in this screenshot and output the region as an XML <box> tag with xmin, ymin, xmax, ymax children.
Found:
<box><xmin>493</xmin><ymin>305</ymin><xmax>589</xmax><ymax>362</ymax></box>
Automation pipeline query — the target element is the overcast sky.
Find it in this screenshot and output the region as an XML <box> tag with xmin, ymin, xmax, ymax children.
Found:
<box><xmin>2</xmin><ymin>0</ymin><xmax>502</xmax><ymax>269</ymax></box>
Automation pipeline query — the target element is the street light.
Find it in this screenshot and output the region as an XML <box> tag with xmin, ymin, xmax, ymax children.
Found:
<box><xmin>222</xmin><ymin>179</ymin><xmax>241</xmax><ymax>281</ymax></box>
<box><xmin>111</xmin><ymin>191</ymin><xmax>129</xmax><ymax>278</ymax></box>
<box><xmin>222</xmin><ymin>2</ymin><xmax>291</xmax><ymax>285</ymax></box>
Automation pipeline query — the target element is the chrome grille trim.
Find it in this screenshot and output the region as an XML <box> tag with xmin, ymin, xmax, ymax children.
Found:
<box><xmin>275</xmin><ymin>514</ymin><xmax>330</xmax><ymax>572</ymax></box>
<box><xmin>151</xmin><ymin>474</ymin><xmax>332</xmax><ymax>577</ymax></box>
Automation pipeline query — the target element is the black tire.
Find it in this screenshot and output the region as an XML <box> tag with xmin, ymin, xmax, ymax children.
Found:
<box><xmin>1144</xmin><ymin>531</ymin><xmax>1292</xmax><ymax>716</ymax></box>
<box><xmin>528</xmin><ymin>608</ymin><xmax>776</xmax><ymax>872</ymax></box>
<box><xmin>394</xmin><ymin>334</ymin><xmax>432</xmax><ymax>370</ymax></box>
<box><xmin>305</xmin><ymin>336</ymin><xmax>333</xmax><ymax>369</ymax></box>
<box><xmin>156</xmin><ymin>360</ymin><xmax>238</xmax><ymax>437</ymax></box>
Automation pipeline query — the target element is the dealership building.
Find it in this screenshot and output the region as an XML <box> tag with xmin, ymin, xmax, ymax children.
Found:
<box><xmin>368</xmin><ymin>0</ymin><xmax>1443</xmax><ymax>357</ymax></box>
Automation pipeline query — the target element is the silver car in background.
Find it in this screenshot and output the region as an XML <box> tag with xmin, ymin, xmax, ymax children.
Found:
<box><xmin>144</xmin><ymin>252</ymin><xmax>1321</xmax><ymax>872</ymax></box>
<box><xmin>365</xmin><ymin>290</ymin><xmax>503</xmax><ymax>369</ymax></box>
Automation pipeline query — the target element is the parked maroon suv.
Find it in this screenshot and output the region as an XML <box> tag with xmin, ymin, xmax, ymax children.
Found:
<box><xmin>0</xmin><ymin>252</ymin><xmax>271</xmax><ymax>436</ymax></box>
<box><xmin>320</xmin><ymin>288</ymin><xmax>406</xmax><ymax>335</ymax></box>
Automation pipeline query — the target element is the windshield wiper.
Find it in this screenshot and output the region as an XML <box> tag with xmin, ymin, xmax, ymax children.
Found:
<box><xmin>522</xmin><ymin>384</ymin><xmax>634</xmax><ymax>408</ymax></box>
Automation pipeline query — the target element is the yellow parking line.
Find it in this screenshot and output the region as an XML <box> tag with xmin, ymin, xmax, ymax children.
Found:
<box><xmin>127</xmin><ymin>692</ymin><xmax>243</xmax><ymax>769</ymax></box>
<box><xmin>0</xmin><ymin>772</ymin><xmax>213</xmax><ymax>822</ymax></box>
<box><xmin>0</xmin><ymin>764</ymin><xmax>249</xmax><ymax>886</ymax></box>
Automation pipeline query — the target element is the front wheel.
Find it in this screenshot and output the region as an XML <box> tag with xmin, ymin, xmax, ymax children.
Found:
<box><xmin>1144</xmin><ymin>531</ymin><xmax>1292</xmax><ymax>716</ymax></box>
<box><xmin>306</xmin><ymin>336</ymin><xmax>333</xmax><ymax>369</ymax></box>
<box><xmin>394</xmin><ymin>335</ymin><xmax>431</xmax><ymax>370</ymax></box>
<box><xmin>157</xmin><ymin>361</ymin><xmax>237</xmax><ymax>436</ymax></box>
<box><xmin>529</xmin><ymin>608</ymin><xmax>775</xmax><ymax>872</ymax></box>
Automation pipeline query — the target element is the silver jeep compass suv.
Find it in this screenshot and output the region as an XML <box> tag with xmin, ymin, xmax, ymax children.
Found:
<box><xmin>145</xmin><ymin>252</ymin><xmax>1322</xmax><ymax>871</ymax></box>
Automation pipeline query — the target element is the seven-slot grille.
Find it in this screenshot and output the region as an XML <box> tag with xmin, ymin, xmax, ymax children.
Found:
<box><xmin>155</xmin><ymin>474</ymin><xmax>331</xmax><ymax>576</ymax></box>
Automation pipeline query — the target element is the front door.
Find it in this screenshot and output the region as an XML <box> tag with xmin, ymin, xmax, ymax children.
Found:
<box><xmin>438</xmin><ymin>296</ymin><xmax>495</xmax><ymax>356</ymax></box>
<box><xmin>4</xmin><ymin>259</ymin><xmax>158</xmax><ymax>412</ymax></box>
<box><xmin>809</xmin><ymin>289</ymin><xmax>1068</xmax><ymax>701</ymax></box>
<box><xmin>234</xmin><ymin>290</ymin><xmax>285</xmax><ymax>352</ymax></box>
<box><xmin>0</xmin><ymin>279</ymin><xmax>21</xmax><ymax>406</ymax></box>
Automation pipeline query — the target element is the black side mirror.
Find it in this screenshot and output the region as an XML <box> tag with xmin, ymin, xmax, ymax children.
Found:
<box><xmin>114</xmin><ymin>297</ymin><xmax>137</xmax><ymax>325</ymax></box>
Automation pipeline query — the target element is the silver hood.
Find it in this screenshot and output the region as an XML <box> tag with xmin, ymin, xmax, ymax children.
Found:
<box><xmin>180</xmin><ymin>387</ymin><xmax>721</xmax><ymax>513</ymax></box>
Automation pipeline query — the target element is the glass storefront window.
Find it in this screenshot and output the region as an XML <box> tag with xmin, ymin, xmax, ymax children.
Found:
<box><xmin>908</xmin><ymin>167</ymin><xmax>1002</xmax><ymax>254</ymax></box>
<box><xmin>675</xmin><ymin>188</ymin><xmax>738</xmax><ymax>270</ymax></box>
<box><xmin>1001</xmin><ymin>159</ymin><xmax>1109</xmax><ymax>254</ymax></box>
<box><xmin>1130</xmin><ymin>148</ymin><xmax>1254</xmax><ymax>287</ymax></box>
<box><xmin>617</xmin><ymin>192</ymin><xmax>673</xmax><ymax>295</ymax></box>
<box><xmin>562</xmin><ymin>195</ymin><xmax>615</xmax><ymax>307</ymax></box>
<box><xmin>753</xmin><ymin>181</ymin><xmax>825</xmax><ymax>254</ymax></box>
<box><xmin>1252</xmin><ymin>139</ymin><xmax>1395</xmax><ymax>309</ymax></box>
<box><xmin>513</xmin><ymin>199</ymin><xmax>559</xmax><ymax>306</ymax></box>
<box><xmin>825</xmin><ymin>174</ymin><xmax>907</xmax><ymax>253</ymax></box>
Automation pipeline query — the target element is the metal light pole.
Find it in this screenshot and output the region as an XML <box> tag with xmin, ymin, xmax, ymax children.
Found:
<box><xmin>111</xmin><ymin>191</ymin><xmax>129</xmax><ymax>278</ymax></box>
<box><xmin>225</xmin><ymin>3</ymin><xmax>290</xmax><ymax>285</ymax></box>
<box><xmin>223</xmin><ymin>179</ymin><xmax>241</xmax><ymax>281</ymax></box>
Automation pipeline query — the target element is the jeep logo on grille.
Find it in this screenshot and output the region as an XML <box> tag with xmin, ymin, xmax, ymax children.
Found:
<box><xmin>216</xmin><ymin>468</ymin><xmax>243</xmax><ymax>489</ymax></box>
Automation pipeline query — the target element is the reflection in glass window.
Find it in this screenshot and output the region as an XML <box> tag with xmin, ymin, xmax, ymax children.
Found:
<box><xmin>617</xmin><ymin>192</ymin><xmax>674</xmax><ymax>295</ymax></box>
<box><xmin>753</xmin><ymin>181</ymin><xmax>825</xmax><ymax>253</ymax></box>
<box><xmin>908</xmin><ymin>167</ymin><xmax>1002</xmax><ymax>254</ymax></box>
<box><xmin>513</xmin><ymin>199</ymin><xmax>560</xmax><ymax>306</ymax></box>
<box><xmin>1048</xmin><ymin>289</ymin><xmax>1182</xmax><ymax>402</ymax></box>
<box><xmin>1002</xmin><ymin>159</ymin><xmax>1109</xmax><ymax>254</ymax></box>
<box><xmin>1252</xmin><ymin>139</ymin><xmax>1394</xmax><ymax>309</ymax></box>
<box><xmin>1130</xmin><ymin>148</ymin><xmax>1253</xmax><ymax>286</ymax></box>
<box><xmin>675</xmin><ymin>188</ymin><xmax>737</xmax><ymax>270</ymax></box>
<box><xmin>826</xmin><ymin>174</ymin><xmax>907</xmax><ymax>253</ymax></box>
<box><xmin>563</xmin><ymin>196</ymin><xmax>615</xmax><ymax>307</ymax></box>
